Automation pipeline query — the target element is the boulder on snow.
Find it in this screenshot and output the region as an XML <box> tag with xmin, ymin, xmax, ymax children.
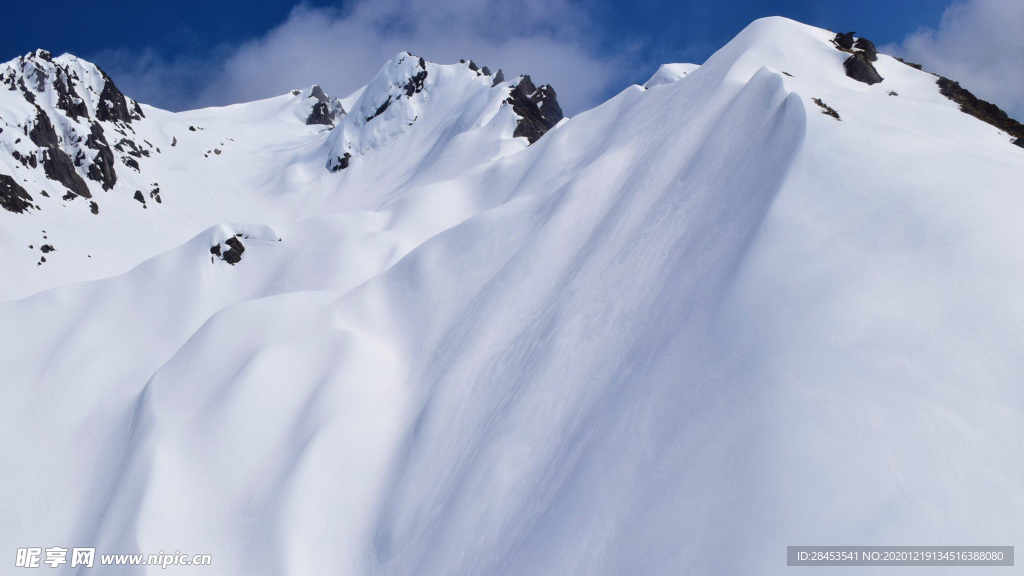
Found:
<box><xmin>834</xmin><ymin>32</ymin><xmax>855</xmax><ymax>50</ymax></box>
<box><xmin>221</xmin><ymin>237</ymin><xmax>245</xmax><ymax>265</ymax></box>
<box><xmin>853</xmin><ymin>37</ymin><xmax>878</xmax><ymax>62</ymax></box>
<box><xmin>843</xmin><ymin>53</ymin><xmax>883</xmax><ymax>85</ymax></box>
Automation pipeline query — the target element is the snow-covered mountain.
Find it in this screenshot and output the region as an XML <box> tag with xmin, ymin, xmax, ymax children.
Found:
<box><xmin>2</xmin><ymin>16</ymin><xmax>1023</xmax><ymax>575</ymax></box>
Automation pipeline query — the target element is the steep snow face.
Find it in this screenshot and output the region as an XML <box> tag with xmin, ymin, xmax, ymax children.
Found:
<box><xmin>643</xmin><ymin>62</ymin><xmax>700</xmax><ymax>88</ymax></box>
<box><xmin>3</xmin><ymin>16</ymin><xmax>1024</xmax><ymax>576</ymax></box>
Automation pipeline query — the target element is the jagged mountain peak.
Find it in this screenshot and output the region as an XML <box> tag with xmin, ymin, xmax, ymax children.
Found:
<box><xmin>1</xmin><ymin>49</ymin><xmax>143</xmax><ymax>124</ymax></box>
<box><xmin>325</xmin><ymin>52</ymin><xmax>563</xmax><ymax>171</ymax></box>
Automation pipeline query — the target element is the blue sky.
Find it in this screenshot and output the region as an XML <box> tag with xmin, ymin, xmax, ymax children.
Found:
<box><xmin>2</xmin><ymin>0</ymin><xmax>1019</xmax><ymax>117</ymax></box>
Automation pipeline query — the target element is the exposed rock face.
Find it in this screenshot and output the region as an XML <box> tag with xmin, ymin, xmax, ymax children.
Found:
<box><xmin>844</xmin><ymin>53</ymin><xmax>883</xmax><ymax>85</ymax></box>
<box><xmin>937</xmin><ymin>76</ymin><xmax>1024</xmax><ymax>146</ymax></box>
<box><xmin>404</xmin><ymin>57</ymin><xmax>428</xmax><ymax>97</ymax></box>
<box><xmin>0</xmin><ymin>50</ymin><xmax>156</xmax><ymax>211</ymax></box>
<box><xmin>209</xmin><ymin>236</ymin><xmax>246</xmax><ymax>265</ymax></box>
<box><xmin>0</xmin><ymin>174</ymin><xmax>34</xmax><ymax>213</ymax></box>
<box><xmin>222</xmin><ymin>237</ymin><xmax>245</xmax><ymax>264</ymax></box>
<box><xmin>331</xmin><ymin>152</ymin><xmax>352</xmax><ymax>172</ymax></box>
<box><xmin>304</xmin><ymin>85</ymin><xmax>345</xmax><ymax>126</ymax></box>
<box><xmin>834</xmin><ymin>32</ymin><xmax>855</xmax><ymax>50</ymax></box>
<box><xmin>42</xmin><ymin>148</ymin><xmax>91</xmax><ymax>198</ymax></box>
<box><xmin>853</xmin><ymin>37</ymin><xmax>878</xmax><ymax>62</ymax></box>
<box><xmin>95</xmin><ymin>69</ymin><xmax>144</xmax><ymax>124</ymax></box>
<box><xmin>813</xmin><ymin>98</ymin><xmax>841</xmax><ymax>120</ymax></box>
<box><xmin>833</xmin><ymin>32</ymin><xmax>883</xmax><ymax>84</ymax></box>
<box><xmin>28</xmin><ymin>106</ymin><xmax>60</xmax><ymax>149</ymax></box>
<box><xmin>507</xmin><ymin>75</ymin><xmax>564</xmax><ymax>144</ymax></box>
<box><xmin>85</xmin><ymin>122</ymin><xmax>117</xmax><ymax>190</ymax></box>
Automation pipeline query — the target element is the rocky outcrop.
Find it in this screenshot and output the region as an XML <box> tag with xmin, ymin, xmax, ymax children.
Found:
<box><xmin>331</xmin><ymin>152</ymin><xmax>352</xmax><ymax>172</ymax></box>
<box><xmin>211</xmin><ymin>236</ymin><xmax>246</xmax><ymax>265</ymax></box>
<box><xmin>42</xmin><ymin>148</ymin><xmax>91</xmax><ymax>198</ymax></box>
<box><xmin>507</xmin><ymin>76</ymin><xmax>564</xmax><ymax>144</ymax></box>
<box><xmin>85</xmin><ymin>122</ymin><xmax>117</xmax><ymax>190</ymax></box>
<box><xmin>0</xmin><ymin>174</ymin><xmax>34</xmax><ymax>213</ymax></box>
<box><xmin>833</xmin><ymin>32</ymin><xmax>883</xmax><ymax>85</ymax></box>
<box><xmin>95</xmin><ymin>68</ymin><xmax>144</xmax><ymax>124</ymax></box>
<box><xmin>853</xmin><ymin>38</ymin><xmax>878</xmax><ymax>62</ymax></box>
<box><xmin>843</xmin><ymin>53</ymin><xmax>883</xmax><ymax>85</ymax></box>
<box><xmin>305</xmin><ymin>85</ymin><xmax>345</xmax><ymax>126</ymax></box>
<box><xmin>222</xmin><ymin>237</ymin><xmax>245</xmax><ymax>264</ymax></box>
<box><xmin>403</xmin><ymin>59</ymin><xmax>428</xmax><ymax>97</ymax></box>
<box><xmin>937</xmin><ymin>76</ymin><xmax>1024</xmax><ymax>146</ymax></box>
<box><xmin>834</xmin><ymin>32</ymin><xmax>855</xmax><ymax>50</ymax></box>
<box><xmin>813</xmin><ymin>98</ymin><xmax>840</xmax><ymax>120</ymax></box>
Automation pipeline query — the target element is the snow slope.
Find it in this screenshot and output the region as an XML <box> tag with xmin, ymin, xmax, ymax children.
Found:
<box><xmin>2</xmin><ymin>16</ymin><xmax>1024</xmax><ymax>575</ymax></box>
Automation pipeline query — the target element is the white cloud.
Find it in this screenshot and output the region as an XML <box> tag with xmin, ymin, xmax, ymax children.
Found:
<box><xmin>100</xmin><ymin>0</ymin><xmax>634</xmax><ymax>116</ymax></box>
<box><xmin>890</xmin><ymin>0</ymin><xmax>1024</xmax><ymax>119</ymax></box>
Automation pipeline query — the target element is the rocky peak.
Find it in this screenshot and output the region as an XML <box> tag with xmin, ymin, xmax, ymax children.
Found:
<box><xmin>304</xmin><ymin>85</ymin><xmax>345</xmax><ymax>126</ymax></box>
<box><xmin>506</xmin><ymin>75</ymin><xmax>564</xmax><ymax>144</ymax></box>
<box><xmin>0</xmin><ymin>50</ymin><xmax>157</xmax><ymax>213</ymax></box>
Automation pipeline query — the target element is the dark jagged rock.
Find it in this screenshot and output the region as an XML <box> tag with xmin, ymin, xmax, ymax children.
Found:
<box><xmin>40</xmin><ymin>244</ymin><xmax>55</xmax><ymax>253</ymax></box>
<box><xmin>491</xmin><ymin>69</ymin><xmax>505</xmax><ymax>86</ymax></box>
<box><xmin>0</xmin><ymin>174</ymin><xmax>35</xmax><ymax>213</ymax></box>
<box><xmin>133</xmin><ymin>190</ymin><xmax>146</xmax><ymax>205</ymax></box>
<box><xmin>89</xmin><ymin>201</ymin><xmax>99</xmax><ymax>214</ymax></box>
<box><xmin>404</xmin><ymin>71</ymin><xmax>427</xmax><ymax>97</ymax></box>
<box><xmin>834</xmin><ymin>32</ymin><xmax>855</xmax><ymax>50</ymax></box>
<box><xmin>42</xmin><ymin>148</ymin><xmax>91</xmax><ymax>198</ymax></box>
<box><xmin>115</xmin><ymin>138</ymin><xmax>149</xmax><ymax>158</ymax></box>
<box><xmin>894</xmin><ymin>58</ymin><xmax>924</xmax><ymax>71</ymax></box>
<box><xmin>95</xmin><ymin>68</ymin><xmax>143</xmax><ymax>124</ymax></box>
<box><xmin>853</xmin><ymin>37</ymin><xmax>878</xmax><ymax>62</ymax></box>
<box><xmin>507</xmin><ymin>75</ymin><xmax>564</xmax><ymax>144</ymax></box>
<box><xmin>210</xmin><ymin>244</ymin><xmax>221</xmax><ymax>256</ymax></box>
<box><xmin>221</xmin><ymin>236</ymin><xmax>245</xmax><ymax>265</ymax></box>
<box><xmin>403</xmin><ymin>59</ymin><xmax>428</xmax><ymax>98</ymax></box>
<box><xmin>62</xmin><ymin>191</ymin><xmax>76</xmax><ymax>201</ymax></box>
<box><xmin>937</xmin><ymin>76</ymin><xmax>1024</xmax><ymax>145</ymax></box>
<box><xmin>305</xmin><ymin>85</ymin><xmax>344</xmax><ymax>125</ymax></box>
<box><xmin>366</xmin><ymin>96</ymin><xmax>392</xmax><ymax>122</ymax></box>
<box><xmin>122</xmin><ymin>156</ymin><xmax>140</xmax><ymax>171</ymax></box>
<box><xmin>53</xmin><ymin>74</ymin><xmax>88</xmax><ymax>120</ymax></box>
<box><xmin>28</xmin><ymin>107</ymin><xmax>60</xmax><ymax>149</ymax></box>
<box><xmin>331</xmin><ymin>152</ymin><xmax>352</xmax><ymax>172</ymax></box>
<box><xmin>812</xmin><ymin>98</ymin><xmax>841</xmax><ymax>120</ymax></box>
<box><xmin>843</xmin><ymin>53</ymin><xmax>883</xmax><ymax>85</ymax></box>
<box><xmin>150</xmin><ymin>187</ymin><xmax>162</xmax><ymax>203</ymax></box>
<box><xmin>85</xmin><ymin>122</ymin><xmax>117</xmax><ymax>190</ymax></box>
<box><xmin>306</xmin><ymin>101</ymin><xmax>333</xmax><ymax>125</ymax></box>
<box><xmin>481</xmin><ymin>66</ymin><xmax>491</xmax><ymax>76</ymax></box>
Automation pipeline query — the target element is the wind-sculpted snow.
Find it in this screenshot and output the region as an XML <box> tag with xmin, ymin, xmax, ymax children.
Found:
<box><xmin>2</xmin><ymin>16</ymin><xmax>1024</xmax><ymax>576</ymax></box>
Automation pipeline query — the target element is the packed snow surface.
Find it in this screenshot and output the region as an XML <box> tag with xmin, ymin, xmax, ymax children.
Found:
<box><xmin>1</xmin><ymin>17</ymin><xmax>1023</xmax><ymax>575</ymax></box>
